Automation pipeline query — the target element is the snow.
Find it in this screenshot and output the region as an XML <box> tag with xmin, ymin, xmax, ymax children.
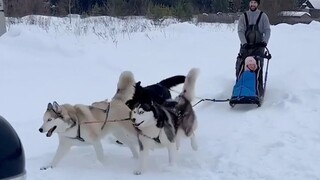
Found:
<box><xmin>1</xmin><ymin>16</ymin><xmax>320</xmax><ymax>180</ymax></box>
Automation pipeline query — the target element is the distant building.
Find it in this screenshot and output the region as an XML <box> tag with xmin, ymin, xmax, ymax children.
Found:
<box><xmin>279</xmin><ymin>11</ymin><xmax>313</xmax><ymax>24</ymax></box>
<box><xmin>196</xmin><ymin>13</ymin><xmax>239</xmax><ymax>24</ymax></box>
<box><xmin>302</xmin><ymin>0</ymin><xmax>320</xmax><ymax>18</ymax></box>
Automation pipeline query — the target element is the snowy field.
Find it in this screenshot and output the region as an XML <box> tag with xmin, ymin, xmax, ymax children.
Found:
<box><xmin>1</xmin><ymin>16</ymin><xmax>320</xmax><ymax>180</ymax></box>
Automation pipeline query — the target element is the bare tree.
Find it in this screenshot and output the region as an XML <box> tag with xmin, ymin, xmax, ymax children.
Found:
<box><xmin>54</xmin><ymin>0</ymin><xmax>70</xmax><ymax>16</ymax></box>
<box><xmin>4</xmin><ymin>0</ymin><xmax>50</xmax><ymax>17</ymax></box>
<box><xmin>4</xmin><ymin>0</ymin><xmax>25</xmax><ymax>17</ymax></box>
<box><xmin>25</xmin><ymin>0</ymin><xmax>50</xmax><ymax>15</ymax></box>
<box><xmin>233</xmin><ymin>0</ymin><xmax>242</xmax><ymax>12</ymax></box>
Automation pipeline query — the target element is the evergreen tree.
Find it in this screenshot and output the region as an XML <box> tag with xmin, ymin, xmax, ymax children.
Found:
<box><xmin>241</xmin><ymin>0</ymin><xmax>249</xmax><ymax>11</ymax></box>
<box><xmin>212</xmin><ymin>0</ymin><xmax>228</xmax><ymax>12</ymax></box>
<box><xmin>173</xmin><ymin>0</ymin><xmax>193</xmax><ymax>20</ymax></box>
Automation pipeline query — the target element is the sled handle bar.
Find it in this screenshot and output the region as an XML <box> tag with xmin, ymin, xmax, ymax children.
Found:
<box><xmin>264</xmin><ymin>47</ymin><xmax>272</xmax><ymax>60</ymax></box>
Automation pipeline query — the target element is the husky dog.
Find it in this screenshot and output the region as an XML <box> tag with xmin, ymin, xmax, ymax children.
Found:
<box><xmin>115</xmin><ymin>75</ymin><xmax>185</xmax><ymax>145</ymax></box>
<box><xmin>38</xmin><ymin>71</ymin><xmax>138</xmax><ymax>170</ymax></box>
<box><xmin>126</xmin><ymin>75</ymin><xmax>185</xmax><ymax>110</ymax></box>
<box><xmin>131</xmin><ymin>68</ymin><xmax>199</xmax><ymax>175</ymax></box>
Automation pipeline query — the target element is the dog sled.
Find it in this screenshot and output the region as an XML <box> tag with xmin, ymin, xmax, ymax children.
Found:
<box><xmin>229</xmin><ymin>48</ymin><xmax>272</xmax><ymax>107</ymax></box>
<box><xmin>191</xmin><ymin>47</ymin><xmax>271</xmax><ymax>108</ymax></box>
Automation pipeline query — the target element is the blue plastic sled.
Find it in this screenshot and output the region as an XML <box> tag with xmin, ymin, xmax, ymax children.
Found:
<box><xmin>229</xmin><ymin>71</ymin><xmax>261</xmax><ymax>107</ymax></box>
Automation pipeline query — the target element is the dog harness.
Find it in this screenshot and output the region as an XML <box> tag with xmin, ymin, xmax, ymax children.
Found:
<box><xmin>76</xmin><ymin>103</ymin><xmax>110</xmax><ymax>142</ymax></box>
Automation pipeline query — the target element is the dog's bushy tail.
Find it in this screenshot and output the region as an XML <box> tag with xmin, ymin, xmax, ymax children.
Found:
<box><xmin>181</xmin><ymin>68</ymin><xmax>200</xmax><ymax>102</ymax></box>
<box><xmin>158</xmin><ymin>75</ymin><xmax>186</xmax><ymax>89</ymax></box>
<box><xmin>112</xmin><ymin>71</ymin><xmax>136</xmax><ymax>103</ymax></box>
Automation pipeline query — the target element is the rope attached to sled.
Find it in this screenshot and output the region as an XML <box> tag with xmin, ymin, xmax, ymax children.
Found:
<box><xmin>81</xmin><ymin>117</ymin><xmax>133</xmax><ymax>125</ymax></box>
<box><xmin>192</xmin><ymin>98</ymin><xmax>230</xmax><ymax>107</ymax></box>
<box><xmin>169</xmin><ymin>88</ymin><xmax>230</xmax><ymax>107</ymax></box>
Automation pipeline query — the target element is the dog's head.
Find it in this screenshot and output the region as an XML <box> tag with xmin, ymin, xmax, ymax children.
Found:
<box><xmin>132</xmin><ymin>102</ymin><xmax>159</xmax><ymax>129</ymax></box>
<box><xmin>39</xmin><ymin>101</ymin><xmax>76</xmax><ymax>137</ymax></box>
<box><xmin>126</xmin><ymin>81</ymin><xmax>153</xmax><ymax>110</ymax></box>
<box><xmin>174</xmin><ymin>94</ymin><xmax>190</xmax><ymax>111</ymax></box>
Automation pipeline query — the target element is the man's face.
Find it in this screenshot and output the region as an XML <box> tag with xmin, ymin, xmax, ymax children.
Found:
<box><xmin>249</xmin><ymin>1</ymin><xmax>258</xmax><ymax>11</ymax></box>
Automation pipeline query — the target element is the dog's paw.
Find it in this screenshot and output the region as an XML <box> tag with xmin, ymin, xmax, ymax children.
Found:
<box><xmin>132</xmin><ymin>153</ymin><xmax>139</xmax><ymax>159</ymax></box>
<box><xmin>97</xmin><ymin>157</ymin><xmax>106</xmax><ymax>164</ymax></box>
<box><xmin>191</xmin><ymin>139</ymin><xmax>198</xmax><ymax>151</ymax></box>
<box><xmin>40</xmin><ymin>165</ymin><xmax>53</xmax><ymax>170</ymax></box>
<box><xmin>191</xmin><ymin>143</ymin><xmax>198</xmax><ymax>151</ymax></box>
<box><xmin>133</xmin><ymin>170</ymin><xmax>142</xmax><ymax>175</ymax></box>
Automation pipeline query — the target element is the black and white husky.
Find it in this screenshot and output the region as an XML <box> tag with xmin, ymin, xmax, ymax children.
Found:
<box><xmin>126</xmin><ymin>75</ymin><xmax>186</xmax><ymax>110</ymax></box>
<box><xmin>131</xmin><ymin>68</ymin><xmax>199</xmax><ymax>175</ymax></box>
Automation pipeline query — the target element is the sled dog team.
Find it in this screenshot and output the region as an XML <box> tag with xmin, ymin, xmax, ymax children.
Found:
<box><xmin>39</xmin><ymin>68</ymin><xmax>200</xmax><ymax>175</ymax></box>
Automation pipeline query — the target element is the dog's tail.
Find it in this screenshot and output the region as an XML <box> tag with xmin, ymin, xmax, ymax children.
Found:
<box><xmin>158</xmin><ymin>75</ymin><xmax>186</xmax><ymax>89</ymax></box>
<box><xmin>112</xmin><ymin>71</ymin><xmax>136</xmax><ymax>103</ymax></box>
<box><xmin>181</xmin><ymin>68</ymin><xmax>200</xmax><ymax>102</ymax></box>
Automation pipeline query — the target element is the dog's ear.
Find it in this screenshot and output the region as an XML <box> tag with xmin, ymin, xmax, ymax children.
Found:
<box><xmin>126</xmin><ymin>99</ymin><xmax>135</xmax><ymax>110</ymax></box>
<box><xmin>52</xmin><ymin>101</ymin><xmax>62</xmax><ymax>114</ymax></box>
<box><xmin>135</xmin><ymin>81</ymin><xmax>143</xmax><ymax>89</ymax></box>
<box><xmin>47</xmin><ymin>102</ymin><xmax>53</xmax><ymax>110</ymax></box>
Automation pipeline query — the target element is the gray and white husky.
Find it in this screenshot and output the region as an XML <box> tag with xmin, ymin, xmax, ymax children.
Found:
<box><xmin>131</xmin><ymin>68</ymin><xmax>199</xmax><ymax>175</ymax></box>
<box><xmin>38</xmin><ymin>71</ymin><xmax>138</xmax><ymax>170</ymax></box>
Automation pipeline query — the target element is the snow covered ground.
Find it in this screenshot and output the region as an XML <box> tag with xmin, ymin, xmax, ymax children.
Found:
<box><xmin>1</xmin><ymin>16</ymin><xmax>320</xmax><ymax>180</ymax></box>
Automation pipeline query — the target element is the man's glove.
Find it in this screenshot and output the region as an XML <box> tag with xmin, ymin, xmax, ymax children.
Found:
<box><xmin>242</xmin><ymin>43</ymin><xmax>253</xmax><ymax>49</ymax></box>
<box><xmin>257</xmin><ymin>41</ymin><xmax>267</xmax><ymax>47</ymax></box>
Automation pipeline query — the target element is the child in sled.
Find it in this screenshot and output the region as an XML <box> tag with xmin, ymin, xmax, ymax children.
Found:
<box><xmin>244</xmin><ymin>56</ymin><xmax>258</xmax><ymax>71</ymax></box>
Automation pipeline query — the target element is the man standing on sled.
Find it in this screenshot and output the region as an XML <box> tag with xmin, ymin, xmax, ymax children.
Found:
<box><xmin>236</xmin><ymin>0</ymin><xmax>271</xmax><ymax>97</ymax></box>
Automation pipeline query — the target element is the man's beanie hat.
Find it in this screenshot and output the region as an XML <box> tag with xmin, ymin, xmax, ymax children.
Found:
<box><xmin>250</xmin><ymin>0</ymin><xmax>260</xmax><ymax>5</ymax></box>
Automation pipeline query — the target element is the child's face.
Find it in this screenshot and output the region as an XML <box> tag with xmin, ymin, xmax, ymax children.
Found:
<box><xmin>247</xmin><ymin>64</ymin><xmax>257</xmax><ymax>71</ymax></box>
